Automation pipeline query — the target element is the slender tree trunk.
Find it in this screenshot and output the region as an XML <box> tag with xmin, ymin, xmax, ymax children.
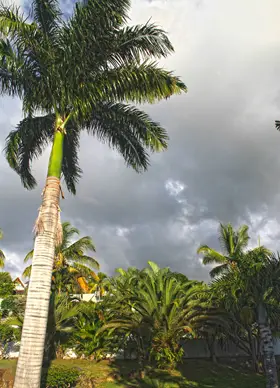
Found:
<box><xmin>206</xmin><ymin>336</ymin><xmax>217</xmax><ymax>363</ymax></box>
<box><xmin>14</xmin><ymin>128</ymin><xmax>64</xmax><ymax>388</ymax></box>
<box><xmin>258</xmin><ymin>304</ymin><xmax>278</xmax><ymax>388</ymax></box>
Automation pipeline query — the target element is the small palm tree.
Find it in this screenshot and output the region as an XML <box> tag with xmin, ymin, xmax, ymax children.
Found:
<box><xmin>0</xmin><ymin>229</ymin><xmax>6</xmax><ymax>268</ymax></box>
<box><xmin>197</xmin><ymin>223</ymin><xmax>250</xmax><ymax>277</ymax></box>
<box><xmin>1</xmin><ymin>0</ymin><xmax>186</xmax><ymax>384</ymax></box>
<box><xmin>23</xmin><ymin>222</ymin><xmax>99</xmax><ymax>294</ymax></box>
<box><xmin>102</xmin><ymin>262</ymin><xmax>201</xmax><ymax>369</ymax></box>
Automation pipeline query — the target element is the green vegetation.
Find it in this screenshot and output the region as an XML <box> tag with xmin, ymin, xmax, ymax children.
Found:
<box><xmin>23</xmin><ymin>221</ymin><xmax>99</xmax><ymax>294</ymax></box>
<box><xmin>0</xmin><ymin>272</ymin><xmax>14</xmax><ymax>298</ymax></box>
<box><xmin>0</xmin><ymin>0</ymin><xmax>186</xmax><ymax>383</ymax></box>
<box><xmin>1</xmin><ymin>222</ymin><xmax>280</xmax><ymax>387</ymax></box>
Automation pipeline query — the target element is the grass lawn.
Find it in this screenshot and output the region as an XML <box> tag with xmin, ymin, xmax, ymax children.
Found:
<box><xmin>0</xmin><ymin>358</ymin><xmax>267</xmax><ymax>387</ymax></box>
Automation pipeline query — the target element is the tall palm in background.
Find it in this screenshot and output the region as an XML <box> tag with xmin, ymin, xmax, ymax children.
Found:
<box><xmin>197</xmin><ymin>223</ymin><xmax>250</xmax><ymax>277</ymax></box>
<box><xmin>236</xmin><ymin>250</ymin><xmax>280</xmax><ymax>388</ymax></box>
<box><xmin>0</xmin><ymin>229</ymin><xmax>5</xmax><ymax>268</ymax></box>
<box><xmin>0</xmin><ymin>0</ymin><xmax>186</xmax><ymax>385</ymax></box>
<box><xmin>23</xmin><ymin>222</ymin><xmax>99</xmax><ymax>294</ymax></box>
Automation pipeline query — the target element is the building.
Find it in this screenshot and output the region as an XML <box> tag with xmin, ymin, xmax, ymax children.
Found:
<box><xmin>13</xmin><ymin>278</ymin><xmax>26</xmax><ymax>295</ymax></box>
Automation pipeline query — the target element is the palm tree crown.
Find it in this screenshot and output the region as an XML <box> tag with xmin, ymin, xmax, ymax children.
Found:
<box><xmin>197</xmin><ymin>223</ymin><xmax>250</xmax><ymax>277</ymax></box>
<box><xmin>2</xmin><ymin>0</ymin><xmax>187</xmax><ymax>193</ymax></box>
<box><xmin>23</xmin><ymin>221</ymin><xmax>99</xmax><ymax>293</ymax></box>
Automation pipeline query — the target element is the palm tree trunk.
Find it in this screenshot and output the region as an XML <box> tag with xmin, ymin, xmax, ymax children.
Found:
<box><xmin>14</xmin><ymin>128</ymin><xmax>64</xmax><ymax>388</ymax></box>
<box><xmin>258</xmin><ymin>303</ymin><xmax>278</xmax><ymax>388</ymax></box>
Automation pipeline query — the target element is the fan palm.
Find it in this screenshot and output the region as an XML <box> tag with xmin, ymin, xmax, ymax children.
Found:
<box><xmin>197</xmin><ymin>223</ymin><xmax>250</xmax><ymax>277</ymax></box>
<box><xmin>22</xmin><ymin>221</ymin><xmax>99</xmax><ymax>294</ymax></box>
<box><xmin>0</xmin><ymin>229</ymin><xmax>5</xmax><ymax>268</ymax></box>
<box><xmin>0</xmin><ymin>0</ymin><xmax>186</xmax><ymax>384</ymax></box>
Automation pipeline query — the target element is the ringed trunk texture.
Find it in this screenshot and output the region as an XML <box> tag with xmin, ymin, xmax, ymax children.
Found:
<box><xmin>258</xmin><ymin>304</ymin><xmax>278</xmax><ymax>388</ymax></box>
<box><xmin>260</xmin><ymin>324</ymin><xmax>279</xmax><ymax>388</ymax></box>
<box><xmin>13</xmin><ymin>177</ymin><xmax>61</xmax><ymax>388</ymax></box>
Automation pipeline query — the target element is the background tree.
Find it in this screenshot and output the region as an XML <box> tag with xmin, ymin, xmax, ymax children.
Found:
<box><xmin>197</xmin><ymin>223</ymin><xmax>250</xmax><ymax>277</ymax></box>
<box><xmin>1</xmin><ymin>0</ymin><xmax>186</xmax><ymax>384</ymax></box>
<box><xmin>23</xmin><ymin>221</ymin><xmax>99</xmax><ymax>294</ymax></box>
<box><xmin>102</xmin><ymin>262</ymin><xmax>203</xmax><ymax>371</ymax></box>
<box><xmin>0</xmin><ymin>272</ymin><xmax>14</xmax><ymax>299</ymax></box>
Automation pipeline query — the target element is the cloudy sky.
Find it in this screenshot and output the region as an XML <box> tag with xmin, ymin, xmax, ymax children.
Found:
<box><xmin>0</xmin><ymin>0</ymin><xmax>280</xmax><ymax>281</ymax></box>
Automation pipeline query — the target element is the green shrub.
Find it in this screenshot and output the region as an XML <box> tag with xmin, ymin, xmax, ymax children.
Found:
<box><xmin>42</xmin><ymin>365</ymin><xmax>80</xmax><ymax>388</ymax></box>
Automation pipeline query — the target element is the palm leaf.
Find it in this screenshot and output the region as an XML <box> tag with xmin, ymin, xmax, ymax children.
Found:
<box><xmin>84</xmin><ymin>102</ymin><xmax>168</xmax><ymax>172</ymax></box>
<box><xmin>24</xmin><ymin>249</ymin><xmax>34</xmax><ymax>263</ymax></box>
<box><xmin>31</xmin><ymin>0</ymin><xmax>61</xmax><ymax>38</ymax></box>
<box><xmin>70</xmin><ymin>256</ymin><xmax>99</xmax><ymax>271</ymax></box>
<box><xmin>0</xmin><ymin>4</ymin><xmax>39</xmax><ymax>46</ymax></box>
<box><xmin>89</xmin><ymin>61</ymin><xmax>186</xmax><ymax>105</ymax></box>
<box><xmin>61</xmin><ymin>124</ymin><xmax>82</xmax><ymax>194</ymax></box>
<box><xmin>4</xmin><ymin>114</ymin><xmax>55</xmax><ymax>189</ymax></box>
<box><xmin>209</xmin><ymin>263</ymin><xmax>229</xmax><ymax>278</ymax></box>
<box><xmin>106</xmin><ymin>22</ymin><xmax>174</xmax><ymax>66</ymax></box>
<box><xmin>197</xmin><ymin>245</ymin><xmax>226</xmax><ymax>264</ymax></box>
<box><xmin>22</xmin><ymin>264</ymin><xmax>32</xmax><ymax>279</ymax></box>
<box><xmin>0</xmin><ymin>249</ymin><xmax>5</xmax><ymax>268</ymax></box>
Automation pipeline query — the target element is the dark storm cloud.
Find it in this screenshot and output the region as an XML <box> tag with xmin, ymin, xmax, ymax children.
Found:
<box><xmin>1</xmin><ymin>0</ymin><xmax>280</xmax><ymax>280</ymax></box>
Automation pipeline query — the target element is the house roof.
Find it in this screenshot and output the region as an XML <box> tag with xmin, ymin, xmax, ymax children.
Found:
<box><xmin>13</xmin><ymin>277</ymin><xmax>25</xmax><ymax>289</ymax></box>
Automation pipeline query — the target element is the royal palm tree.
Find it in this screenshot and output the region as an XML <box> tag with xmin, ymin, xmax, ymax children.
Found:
<box><xmin>0</xmin><ymin>228</ymin><xmax>6</xmax><ymax>268</ymax></box>
<box><xmin>0</xmin><ymin>0</ymin><xmax>186</xmax><ymax>384</ymax></box>
<box><xmin>197</xmin><ymin>223</ymin><xmax>250</xmax><ymax>277</ymax></box>
<box><xmin>22</xmin><ymin>221</ymin><xmax>99</xmax><ymax>294</ymax></box>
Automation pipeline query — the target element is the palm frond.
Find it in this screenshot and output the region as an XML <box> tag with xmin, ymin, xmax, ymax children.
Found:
<box><xmin>63</xmin><ymin>235</ymin><xmax>95</xmax><ymax>257</ymax></box>
<box><xmin>84</xmin><ymin>102</ymin><xmax>169</xmax><ymax>172</ymax></box>
<box><xmin>70</xmin><ymin>256</ymin><xmax>99</xmax><ymax>271</ymax></box>
<box><xmin>59</xmin><ymin>222</ymin><xmax>79</xmax><ymax>251</ymax></box>
<box><xmin>24</xmin><ymin>249</ymin><xmax>34</xmax><ymax>263</ymax></box>
<box><xmin>106</xmin><ymin>22</ymin><xmax>174</xmax><ymax>66</ymax></box>
<box><xmin>31</xmin><ymin>0</ymin><xmax>61</xmax><ymax>38</ymax></box>
<box><xmin>22</xmin><ymin>264</ymin><xmax>32</xmax><ymax>279</ymax></box>
<box><xmin>209</xmin><ymin>263</ymin><xmax>229</xmax><ymax>278</ymax></box>
<box><xmin>4</xmin><ymin>114</ymin><xmax>55</xmax><ymax>189</ymax></box>
<box><xmin>70</xmin><ymin>0</ymin><xmax>130</xmax><ymax>37</ymax></box>
<box><xmin>197</xmin><ymin>245</ymin><xmax>226</xmax><ymax>264</ymax></box>
<box><xmin>88</xmin><ymin>61</ymin><xmax>186</xmax><ymax>105</ymax></box>
<box><xmin>61</xmin><ymin>123</ymin><xmax>82</xmax><ymax>194</ymax></box>
<box><xmin>0</xmin><ymin>38</ymin><xmax>25</xmax><ymax>97</ymax></box>
<box><xmin>0</xmin><ymin>4</ymin><xmax>39</xmax><ymax>46</ymax></box>
<box><xmin>0</xmin><ymin>249</ymin><xmax>5</xmax><ymax>268</ymax></box>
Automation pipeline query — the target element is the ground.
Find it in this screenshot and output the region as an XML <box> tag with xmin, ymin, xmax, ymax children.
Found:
<box><xmin>0</xmin><ymin>359</ymin><xmax>267</xmax><ymax>387</ymax></box>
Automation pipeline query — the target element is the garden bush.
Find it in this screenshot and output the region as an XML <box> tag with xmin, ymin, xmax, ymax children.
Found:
<box><xmin>41</xmin><ymin>365</ymin><xmax>80</xmax><ymax>388</ymax></box>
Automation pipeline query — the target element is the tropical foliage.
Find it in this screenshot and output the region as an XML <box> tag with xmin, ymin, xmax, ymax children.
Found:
<box><xmin>1</xmin><ymin>222</ymin><xmax>280</xmax><ymax>388</ymax></box>
<box><xmin>0</xmin><ymin>0</ymin><xmax>186</xmax><ymax>383</ymax></box>
<box><xmin>23</xmin><ymin>221</ymin><xmax>99</xmax><ymax>294</ymax></box>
